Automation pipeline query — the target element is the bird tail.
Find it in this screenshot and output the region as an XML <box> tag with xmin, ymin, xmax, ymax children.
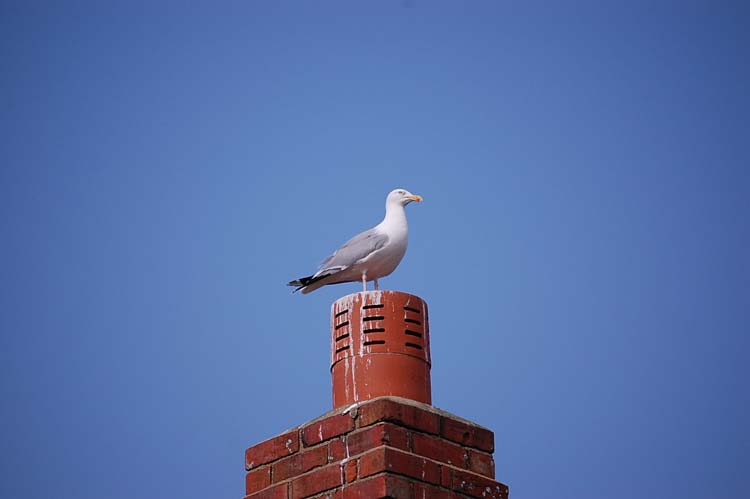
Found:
<box><xmin>287</xmin><ymin>267</ymin><xmax>344</xmax><ymax>294</ymax></box>
<box><xmin>287</xmin><ymin>273</ymin><xmax>333</xmax><ymax>294</ymax></box>
<box><xmin>287</xmin><ymin>275</ymin><xmax>315</xmax><ymax>293</ymax></box>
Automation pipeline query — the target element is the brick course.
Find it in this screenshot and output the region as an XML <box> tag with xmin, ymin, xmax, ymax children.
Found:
<box><xmin>345</xmin><ymin>423</ymin><xmax>409</xmax><ymax>456</ymax></box>
<box><xmin>243</xmin><ymin>397</ymin><xmax>507</xmax><ymax>499</ymax></box>
<box><xmin>246</xmin><ymin>429</ymin><xmax>300</xmax><ymax>470</ymax></box>
<box><xmin>411</xmin><ymin>431</ymin><xmax>468</xmax><ymax>469</ymax></box>
<box><xmin>302</xmin><ymin>414</ymin><xmax>356</xmax><ymax>446</ymax></box>
<box><xmin>357</xmin><ymin>398</ymin><xmax>440</xmax><ymax>435</ymax></box>
<box><xmin>441</xmin><ymin>417</ymin><xmax>494</xmax><ymax>453</ymax></box>
<box><xmin>272</xmin><ymin>443</ymin><xmax>329</xmax><ymax>483</ymax></box>
<box><xmin>290</xmin><ymin>463</ymin><xmax>343</xmax><ymax>499</ymax></box>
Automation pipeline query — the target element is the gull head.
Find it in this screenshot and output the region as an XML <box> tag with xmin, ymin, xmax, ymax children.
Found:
<box><xmin>387</xmin><ymin>188</ymin><xmax>423</xmax><ymax>208</ymax></box>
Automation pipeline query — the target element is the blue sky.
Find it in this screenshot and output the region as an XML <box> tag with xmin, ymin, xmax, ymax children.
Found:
<box><xmin>1</xmin><ymin>2</ymin><xmax>748</xmax><ymax>498</ymax></box>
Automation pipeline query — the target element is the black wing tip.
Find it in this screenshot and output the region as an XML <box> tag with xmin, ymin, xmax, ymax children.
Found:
<box><xmin>287</xmin><ymin>271</ymin><xmax>339</xmax><ymax>295</ymax></box>
<box><xmin>288</xmin><ymin>275</ymin><xmax>314</xmax><ymax>294</ymax></box>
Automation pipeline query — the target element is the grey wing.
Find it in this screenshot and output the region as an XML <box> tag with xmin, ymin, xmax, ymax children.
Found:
<box><xmin>316</xmin><ymin>229</ymin><xmax>389</xmax><ymax>274</ymax></box>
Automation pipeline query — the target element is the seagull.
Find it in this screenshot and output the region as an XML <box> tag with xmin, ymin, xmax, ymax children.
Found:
<box><xmin>288</xmin><ymin>188</ymin><xmax>423</xmax><ymax>294</ymax></box>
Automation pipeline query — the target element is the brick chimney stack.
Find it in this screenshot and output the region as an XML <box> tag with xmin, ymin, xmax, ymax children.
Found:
<box><xmin>243</xmin><ymin>291</ymin><xmax>509</xmax><ymax>499</ymax></box>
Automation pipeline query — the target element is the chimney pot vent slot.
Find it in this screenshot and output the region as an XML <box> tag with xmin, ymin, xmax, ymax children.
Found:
<box><xmin>363</xmin><ymin>340</ymin><xmax>386</xmax><ymax>346</ymax></box>
<box><xmin>363</xmin><ymin>328</ymin><xmax>385</xmax><ymax>334</ymax></box>
<box><xmin>362</xmin><ymin>316</ymin><xmax>384</xmax><ymax>322</ymax></box>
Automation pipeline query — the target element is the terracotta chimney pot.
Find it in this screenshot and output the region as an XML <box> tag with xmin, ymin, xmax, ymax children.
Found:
<box><xmin>330</xmin><ymin>290</ymin><xmax>431</xmax><ymax>408</ymax></box>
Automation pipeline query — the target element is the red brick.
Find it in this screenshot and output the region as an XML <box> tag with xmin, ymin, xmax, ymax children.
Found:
<box><xmin>342</xmin><ymin>474</ymin><xmax>411</xmax><ymax>499</ymax></box>
<box><xmin>290</xmin><ymin>463</ymin><xmax>343</xmax><ymax>499</ymax></box>
<box><xmin>329</xmin><ymin>437</ymin><xmax>347</xmax><ymax>461</ymax></box>
<box><xmin>441</xmin><ymin>417</ymin><xmax>494</xmax><ymax>452</ymax></box>
<box><xmin>342</xmin><ymin>474</ymin><xmax>386</xmax><ymax>499</ymax></box>
<box><xmin>303</xmin><ymin>413</ymin><xmax>356</xmax><ymax>446</ymax></box>
<box><xmin>246</xmin><ymin>467</ymin><xmax>271</xmax><ymax>494</ymax></box>
<box><xmin>444</xmin><ymin>467</ymin><xmax>508</xmax><ymax>499</ymax></box>
<box><xmin>346</xmin><ymin>423</ymin><xmax>409</xmax><ymax>456</ymax></box>
<box><xmin>412</xmin><ymin>481</ymin><xmax>466</xmax><ymax>499</ymax></box>
<box><xmin>467</xmin><ymin>449</ymin><xmax>494</xmax><ymax>478</ymax></box>
<box><xmin>272</xmin><ymin>444</ymin><xmax>329</xmax><ymax>483</ymax></box>
<box><xmin>244</xmin><ymin>482</ymin><xmax>288</xmax><ymax>499</ymax></box>
<box><xmin>354</xmin><ymin>449</ymin><xmax>383</xmax><ymax>479</ymax></box>
<box><xmin>344</xmin><ymin>458</ymin><xmax>358</xmax><ymax>483</ymax></box>
<box><xmin>411</xmin><ymin>432</ymin><xmax>468</xmax><ymax>468</ymax></box>
<box><xmin>440</xmin><ymin>466</ymin><xmax>452</xmax><ymax>488</ymax></box>
<box><xmin>246</xmin><ymin>430</ymin><xmax>300</xmax><ymax>469</ymax></box>
<box><xmin>357</xmin><ymin>399</ymin><xmax>440</xmax><ymax>435</ymax></box>
<box><xmin>359</xmin><ymin>447</ymin><xmax>441</xmax><ymax>485</ymax></box>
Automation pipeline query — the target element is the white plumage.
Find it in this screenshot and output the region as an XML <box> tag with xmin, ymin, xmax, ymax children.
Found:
<box><xmin>288</xmin><ymin>188</ymin><xmax>423</xmax><ymax>294</ymax></box>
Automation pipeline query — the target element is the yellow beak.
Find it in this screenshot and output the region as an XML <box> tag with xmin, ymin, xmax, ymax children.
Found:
<box><xmin>409</xmin><ymin>194</ymin><xmax>423</xmax><ymax>202</ymax></box>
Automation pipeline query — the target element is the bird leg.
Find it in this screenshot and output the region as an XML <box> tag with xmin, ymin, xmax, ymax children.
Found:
<box><xmin>361</xmin><ymin>272</ymin><xmax>367</xmax><ymax>292</ymax></box>
<box><xmin>374</xmin><ymin>278</ymin><xmax>379</xmax><ymax>290</ymax></box>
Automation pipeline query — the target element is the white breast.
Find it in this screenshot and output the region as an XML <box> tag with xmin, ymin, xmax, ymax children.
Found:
<box><xmin>361</xmin><ymin>209</ymin><xmax>409</xmax><ymax>279</ymax></box>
